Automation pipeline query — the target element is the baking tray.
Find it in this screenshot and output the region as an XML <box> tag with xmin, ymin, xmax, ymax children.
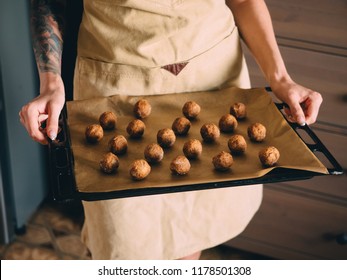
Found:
<box><xmin>48</xmin><ymin>87</ymin><xmax>343</xmax><ymax>202</ymax></box>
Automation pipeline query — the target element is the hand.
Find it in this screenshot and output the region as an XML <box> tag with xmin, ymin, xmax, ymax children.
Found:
<box><xmin>270</xmin><ymin>78</ymin><xmax>323</xmax><ymax>125</ymax></box>
<box><xmin>19</xmin><ymin>75</ymin><xmax>65</xmax><ymax>145</ymax></box>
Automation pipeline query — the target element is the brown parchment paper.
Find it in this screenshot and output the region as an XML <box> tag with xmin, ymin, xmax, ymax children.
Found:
<box><xmin>66</xmin><ymin>87</ymin><xmax>328</xmax><ymax>194</ymax></box>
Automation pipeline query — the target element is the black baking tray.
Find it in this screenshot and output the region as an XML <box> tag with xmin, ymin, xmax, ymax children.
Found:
<box><xmin>48</xmin><ymin>91</ymin><xmax>343</xmax><ymax>202</ymax></box>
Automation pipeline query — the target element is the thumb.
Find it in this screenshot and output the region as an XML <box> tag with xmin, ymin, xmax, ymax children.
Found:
<box><xmin>46</xmin><ymin>104</ymin><xmax>62</xmax><ymax>141</ymax></box>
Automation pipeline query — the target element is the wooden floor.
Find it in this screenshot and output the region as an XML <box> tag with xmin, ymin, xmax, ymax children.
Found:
<box><xmin>0</xmin><ymin>198</ymin><xmax>271</xmax><ymax>260</ymax></box>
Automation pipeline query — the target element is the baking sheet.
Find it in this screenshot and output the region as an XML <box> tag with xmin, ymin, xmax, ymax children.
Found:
<box><xmin>66</xmin><ymin>87</ymin><xmax>328</xmax><ymax>194</ymax></box>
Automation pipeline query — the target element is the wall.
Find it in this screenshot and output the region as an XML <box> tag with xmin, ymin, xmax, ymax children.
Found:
<box><xmin>0</xmin><ymin>0</ymin><xmax>48</xmax><ymax>242</ymax></box>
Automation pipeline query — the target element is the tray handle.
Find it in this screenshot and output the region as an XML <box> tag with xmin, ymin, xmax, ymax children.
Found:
<box><xmin>265</xmin><ymin>87</ymin><xmax>343</xmax><ymax>175</ymax></box>
<box><xmin>47</xmin><ymin>105</ymin><xmax>77</xmax><ymax>202</ymax></box>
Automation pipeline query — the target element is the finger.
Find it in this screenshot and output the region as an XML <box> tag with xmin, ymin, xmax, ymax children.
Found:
<box><xmin>27</xmin><ymin>113</ymin><xmax>48</xmax><ymax>144</ymax></box>
<box><xmin>283</xmin><ymin>107</ymin><xmax>295</xmax><ymax>123</ymax></box>
<box><xmin>286</xmin><ymin>100</ymin><xmax>306</xmax><ymax>126</ymax></box>
<box><xmin>38</xmin><ymin>113</ymin><xmax>49</xmax><ymax>139</ymax></box>
<box><xmin>36</xmin><ymin>137</ymin><xmax>49</xmax><ymax>145</ymax></box>
<box><xmin>303</xmin><ymin>93</ymin><xmax>323</xmax><ymax>125</ymax></box>
<box><xmin>19</xmin><ymin>110</ymin><xmax>25</xmax><ymax>125</ymax></box>
<box><xmin>46</xmin><ymin>104</ymin><xmax>62</xmax><ymax>141</ymax></box>
<box><xmin>21</xmin><ymin>105</ymin><xmax>48</xmax><ymax>144</ymax></box>
<box><xmin>38</xmin><ymin>114</ymin><xmax>49</xmax><ymax>124</ymax></box>
<box><xmin>27</xmin><ymin>119</ymin><xmax>48</xmax><ymax>144</ymax></box>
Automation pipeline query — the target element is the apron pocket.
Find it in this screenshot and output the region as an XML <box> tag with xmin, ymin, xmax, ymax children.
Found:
<box><xmin>75</xmin><ymin>57</ymin><xmax>168</xmax><ymax>99</ymax></box>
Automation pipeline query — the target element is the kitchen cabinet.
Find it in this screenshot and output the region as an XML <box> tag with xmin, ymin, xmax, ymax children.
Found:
<box><xmin>225</xmin><ymin>0</ymin><xmax>347</xmax><ymax>259</ymax></box>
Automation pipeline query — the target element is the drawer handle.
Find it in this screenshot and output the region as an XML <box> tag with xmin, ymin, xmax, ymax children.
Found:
<box><xmin>336</xmin><ymin>233</ymin><xmax>347</xmax><ymax>245</ymax></box>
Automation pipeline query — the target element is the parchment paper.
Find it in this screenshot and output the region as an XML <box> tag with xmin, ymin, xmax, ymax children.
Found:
<box><xmin>66</xmin><ymin>87</ymin><xmax>328</xmax><ymax>194</ymax></box>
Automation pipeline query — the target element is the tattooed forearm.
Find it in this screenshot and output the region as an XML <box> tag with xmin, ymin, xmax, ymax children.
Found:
<box><xmin>30</xmin><ymin>0</ymin><xmax>66</xmax><ymax>74</ymax></box>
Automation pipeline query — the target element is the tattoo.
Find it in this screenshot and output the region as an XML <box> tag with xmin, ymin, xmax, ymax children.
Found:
<box><xmin>30</xmin><ymin>0</ymin><xmax>66</xmax><ymax>74</ymax></box>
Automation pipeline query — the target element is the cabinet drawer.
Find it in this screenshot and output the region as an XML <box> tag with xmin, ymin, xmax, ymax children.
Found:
<box><xmin>283</xmin><ymin>129</ymin><xmax>347</xmax><ymax>199</ymax></box>
<box><xmin>243</xmin><ymin>45</ymin><xmax>347</xmax><ymax>127</ymax></box>
<box><xmin>226</xmin><ymin>187</ymin><xmax>347</xmax><ymax>259</ymax></box>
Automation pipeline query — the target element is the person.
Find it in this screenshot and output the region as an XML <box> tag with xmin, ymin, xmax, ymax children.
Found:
<box><xmin>20</xmin><ymin>0</ymin><xmax>322</xmax><ymax>260</ymax></box>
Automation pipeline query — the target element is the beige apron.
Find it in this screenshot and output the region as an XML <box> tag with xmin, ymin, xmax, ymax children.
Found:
<box><xmin>75</xmin><ymin>0</ymin><xmax>262</xmax><ymax>259</ymax></box>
